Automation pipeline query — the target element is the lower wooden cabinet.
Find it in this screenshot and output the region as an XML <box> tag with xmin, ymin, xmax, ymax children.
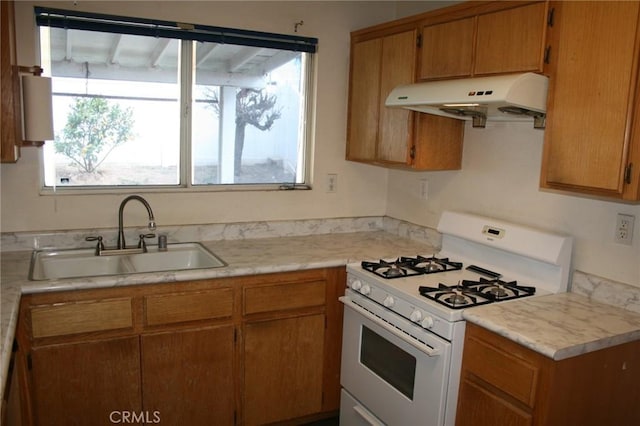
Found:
<box><xmin>30</xmin><ymin>337</ymin><xmax>142</xmax><ymax>426</ymax></box>
<box><xmin>456</xmin><ymin>322</ymin><xmax>640</xmax><ymax>426</ymax></box>
<box><xmin>142</xmin><ymin>326</ymin><xmax>236</xmax><ymax>425</ymax></box>
<box><xmin>243</xmin><ymin>314</ymin><xmax>325</xmax><ymax>425</ymax></box>
<box><xmin>2</xmin><ymin>344</ymin><xmax>27</xmax><ymax>426</ymax></box>
<box><xmin>16</xmin><ymin>268</ymin><xmax>345</xmax><ymax>426</ymax></box>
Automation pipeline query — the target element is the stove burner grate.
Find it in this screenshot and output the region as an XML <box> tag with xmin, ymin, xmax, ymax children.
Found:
<box><xmin>361</xmin><ymin>259</ymin><xmax>422</xmax><ymax>279</ymax></box>
<box><xmin>418</xmin><ymin>283</ymin><xmax>493</xmax><ymax>309</ymax></box>
<box><xmin>401</xmin><ymin>255</ymin><xmax>463</xmax><ymax>274</ymax></box>
<box><xmin>361</xmin><ymin>255</ymin><xmax>462</xmax><ymax>279</ymax></box>
<box><xmin>462</xmin><ymin>277</ymin><xmax>536</xmax><ymax>301</ymax></box>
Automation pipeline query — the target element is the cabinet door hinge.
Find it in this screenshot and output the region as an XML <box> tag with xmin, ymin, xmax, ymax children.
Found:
<box><xmin>624</xmin><ymin>163</ymin><xmax>633</xmax><ymax>184</ymax></box>
<box><xmin>544</xmin><ymin>46</ymin><xmax>552</xmax><ymax>64</ymax></box>
<box><xmin>234</xmin><ymin>328</ymin><xmax>238</xmax><ymax>343</ymax></box>
<box><xmin>410</xmin><ymin>146</ymin><xmax>416</xmax><ymax>159</ymax></box>
<box><xmin>27</xmin><ymin>353</ymin><xmax>32</xmax><ymax>371</ymax></box>
<box><xmin>547</xmin><ymin>8</ymin><xmax>555</xmax><ymax>27</ymax></box>
<box><xmin>416</xmin><ymin>33</ymin><xmax>422</xmax><ymax>48</ymax></box>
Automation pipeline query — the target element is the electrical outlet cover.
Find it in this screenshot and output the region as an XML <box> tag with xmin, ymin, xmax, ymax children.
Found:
<box><xmin>615</xmin><ymin>213</ymin><xmax>635</xmax><ymax>245</ymax></box>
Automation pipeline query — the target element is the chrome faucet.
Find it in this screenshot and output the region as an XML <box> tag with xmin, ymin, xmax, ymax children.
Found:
<box><xmin>117</xmin><ymin>195</ymin><xmax>156</xmax><ymax>250</ymax></box>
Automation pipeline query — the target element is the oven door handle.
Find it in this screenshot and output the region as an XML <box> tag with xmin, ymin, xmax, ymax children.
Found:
<box><xmin>340</xmin><ymin>296</ymin><xmax>441</xmax><ymax>357</ymax></box>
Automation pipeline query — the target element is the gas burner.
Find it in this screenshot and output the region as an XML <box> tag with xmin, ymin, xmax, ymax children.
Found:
<box><xmin>487</xmin><ymin>286</ymin><xmax>508</xmax><ymax>298</ymax></box>
<box><xmin>361</xmin><ymin>259</ymin><xmax>422</xmax><ymax>279</ymax></box>
<box><xmin>462</xmin><ymin>277</ymin><xmax>536</xmax><ymax>301</ymax></box>
<box><xmin>400</xmin><ymin>255</ymin><xmax>463</xmax><ymax>274</ymax></box>
<box><xmin>418</xmin><ymin>283</ymin><xmax>493</xmax><ymax>309</ymax></box>
<box><xmin>443</xmin><ymin>293</ymin><xmax>469</xmax><ymax>306</ymax></box>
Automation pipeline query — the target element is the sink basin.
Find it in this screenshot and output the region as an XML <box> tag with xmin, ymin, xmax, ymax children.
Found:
<box><xmin>30</xmin><ymin>248</ymin><xmax>133</xmax><ymax>280</ymax></box>
<box><xmin>29</xmin><ymin>243</ymin><xmax>226</xmax><ymax>281</ymax></box>
<box><xmin>128</xmin><ymin>243</ymin><xmax>226</xmax><ymax>273</ymax></box>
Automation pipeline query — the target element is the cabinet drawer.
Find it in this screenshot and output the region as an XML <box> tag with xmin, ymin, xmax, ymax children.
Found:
<box><xmin>243</xmin><ymin>280</ymin><xmax>326</xmax><ymax>315</ymax></box>
<box><xmin>30</xmin><ymin>298</ymin><xmax>133</xmax><ymax>338</ymax></box>
<box><xmin>144</xmin><ymin>288</ymin><xmax>233</xmax><ymax>326</ymax></box>
<box><xmin>465</xmin><ymin>334</ymin><xmax>539</xmax><ymax>407</ymax></box>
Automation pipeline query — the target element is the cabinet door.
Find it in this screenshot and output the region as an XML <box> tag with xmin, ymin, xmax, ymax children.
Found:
<box><xmin>141</xmin><ymin>326</ymin><xmax>235</xmax><ymax>425</ymax></box>
<box><xmin>30</xmin><ymin>337</ymin><xmax>141</xmax><ymax>426</ymax></box>
<box><xmin>474</xmin><ymin>2</ymin><xmax>546</xmax><ymax>75</ymax></box>
<box><xmin>346</xmin><ymin>38</ymin><xmax>381</xmax><ymax>161</ymax></box>
<box><xmin>456</xmin><ymin>377</ymin><xmax>533</xmax><ymax>426</ymax></box>
<box><xmin>243</xmin><ymin>313</ymin><xmax>325</xmax><ymax>425</ymax></box>
<box><xmin>413</xmin><ymin>114</ymin><xmax>464</xmax><ymax>170</ymax></box>
<box><xmin>346</xmin><ymin>29</ymin><xmax>416</xmax><ymax>165</ymax></box>
<box><xmin>377</xmin><ymin>29</ymin><xmax>417</xmax><ymax>164</ymax></box>
<box><xmin>541</xmin><ymin>1</ymin><xmax>640</xmax><ymax>198</ymax></box>
<box><xmin>1</xmin><ymin>0</ymin><xmax>21</xmax><ymax>163</ymax></box>
<box><xmin>420</xmin><ymin>17</ymin><xmax>475</xmax><ymax>80</ymax></box>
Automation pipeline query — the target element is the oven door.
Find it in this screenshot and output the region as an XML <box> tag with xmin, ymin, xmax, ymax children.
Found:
<box><xmin>340</xmin><ymin>290</ymin><xmax>452</xmax><ymax>426</ymax></box>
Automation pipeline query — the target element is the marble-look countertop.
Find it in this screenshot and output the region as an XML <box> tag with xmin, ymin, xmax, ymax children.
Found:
<box><xmin>0</xmin><ymin>229</ymin><xmax>437</xmax><ymax>400</ymax></box>
<box><xmin>462</xmin><ymin>292</ymin><xmax>640</xmax><ymax>360</ymax></box>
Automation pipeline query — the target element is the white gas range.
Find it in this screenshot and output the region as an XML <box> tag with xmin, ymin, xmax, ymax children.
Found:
<box><xmin>339</xmin><ymin>211</ymin><xmax>573</xmax><ymax>426</ymax></box>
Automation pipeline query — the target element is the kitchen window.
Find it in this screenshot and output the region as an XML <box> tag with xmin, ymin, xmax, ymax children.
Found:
<box><xmin>35</xmin><ymin>7</ymin><xmax>317</xmax><ymax>190</ymax></box>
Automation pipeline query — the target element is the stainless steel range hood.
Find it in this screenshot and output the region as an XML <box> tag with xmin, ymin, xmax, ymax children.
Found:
<box><xmin>385</xmin><ymin>72</ymin><xmax>549</xmax><ymax>128</ymax></box>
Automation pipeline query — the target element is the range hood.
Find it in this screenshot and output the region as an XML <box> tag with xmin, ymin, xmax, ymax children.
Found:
<box><xmin>385</xmin><ymin>72</ymin><xmax>549</xmax><ymax>128</ymax></box>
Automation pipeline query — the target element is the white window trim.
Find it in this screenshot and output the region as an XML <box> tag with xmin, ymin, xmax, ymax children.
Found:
<box><xmin>36</xmin><ymin>12</ymin><xmax>317</xmax><ymax>194</ymax></box>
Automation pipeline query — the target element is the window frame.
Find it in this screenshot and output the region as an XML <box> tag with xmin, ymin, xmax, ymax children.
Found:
<box><xmin>35</xmin><ymin>7</ymin><xmax>317</xmax><ymax>194</ymax></box>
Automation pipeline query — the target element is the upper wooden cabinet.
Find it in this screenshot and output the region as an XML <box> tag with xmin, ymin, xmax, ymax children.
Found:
<box><xmin>346</xmin><ymin>27</ymin><xmax>417</xmax><ymax>166</ymax></box>
<box><xmin>1</xmin><ymin>0</ymin><xmax>22</xmax><ymax>163</ymax></box>
<box><xmin>346</xmin><ymin>25</ymin><xmax>464</xmax><ymax>170</ymax></box>
<box><xmin>540</xmin><ymin>1</ymin><xmax>640</xmax><ymax>201</ymax></box>
<box><xmin>346</xmin><ymin>1</ymin><xmax>551</xmax><ymax>171</ymax></box>
<box><xmin>420</xmin><ymin>17</ymin><xmax>475</xmax><ymax>80</ymax></box>
<box><xmin>475</xmin><ymin>2</ymin><xmax>547</xmax><ymax>75</ymax></box>
<box><xmin>419</xmin><ymin>1</ymin><xmax>548</xmax><ymax>80</ymax></box>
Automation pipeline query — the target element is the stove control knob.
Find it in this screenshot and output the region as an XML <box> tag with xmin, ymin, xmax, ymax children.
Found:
<box><xmin>383</xmin><ymin>295</ymin><xmax>395</xmax><ymax>307</ymax></box>
<box><xmin>350</xmin><ymin>280</ymin><xmax>362</xmax><ymax>291</ymax></box>
<box><xmin>360</xmin><ymin>284</ymin><xmax>371</xmax><ymax>295</ymax></box>
<box><xmin>410</xmin><ymin>309</ymin><xmax>423</xmax><ymax>323</ymax></box>
<box><xmin>421</xmin><ymin>316</ymin><xmax>434</xmax><ymax>329</ymax></box>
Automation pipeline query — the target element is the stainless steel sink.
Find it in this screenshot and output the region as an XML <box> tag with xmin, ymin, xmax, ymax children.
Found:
<box><xmin>29</xmin><ymin>243</ymin><xmax>226</xmax><ymax>281</ymax></box>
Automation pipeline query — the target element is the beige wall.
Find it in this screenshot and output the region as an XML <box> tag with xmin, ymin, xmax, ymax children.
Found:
<box><xmin>2</xmin><ymin>1</ymin><xmax>638</xmax><ymax>287</ymax></box>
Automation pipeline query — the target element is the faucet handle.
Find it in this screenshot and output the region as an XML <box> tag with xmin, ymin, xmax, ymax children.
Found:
<box><xmin>138</xmin><ymin>233</ymin><xmax>156</xmax><ymax>252</ymax></box>
<box><xmin>86</xmin><ymin>236</ymin><xmax>105</xmax><ymax>256</ymax></box>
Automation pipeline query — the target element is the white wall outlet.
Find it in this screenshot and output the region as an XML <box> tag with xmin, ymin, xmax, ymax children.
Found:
<box><xmin>615</xmin><ymin>213</ymin><xmax>635</xmax><ymax>245</ymax></box>
<box><xmin>326</xmin><ymin>173</ymin><xmax>337</xmax><ymax>193</ymax></box>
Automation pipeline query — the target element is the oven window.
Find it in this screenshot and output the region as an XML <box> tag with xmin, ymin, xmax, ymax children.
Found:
<box><xmin>360</xmin><ymin>326</ymin><xmax>416</xmax><ymax>399</ymax></box>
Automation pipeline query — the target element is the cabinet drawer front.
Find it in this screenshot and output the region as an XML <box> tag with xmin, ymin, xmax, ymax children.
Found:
<box><xmin>144</xmin><ymin>288</ymin><xmax>233</xmax><ymax>326</ymax></box>
<box><xmin>457</xmin><ymin>378</ymin><xmax>533</xmax><ymax>426</ymax></box>
<box><xmin>465</xmin><ymin>335</ymin><xmax>539</xmax><ymax>407</ymax></box>
<box><xmin>31</xmin><ymin>298</ymin><xmax>133</xmax><ymax>338</ymax></box>
<box><xmin>243</xmin><ymin>280</ymin><xmax>326</xmax><ymax>315</ymax></box>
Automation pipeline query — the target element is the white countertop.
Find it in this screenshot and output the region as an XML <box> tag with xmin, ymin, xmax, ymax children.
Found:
<box><xmin>462</xmin><ymin>292</ymin><xmax>640</xmax><ymax>360</ymax></box>
<box><xmin>0</xmin><ymin>230</ymin><xmax>436</xmax><ymax>400</ymax></box>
